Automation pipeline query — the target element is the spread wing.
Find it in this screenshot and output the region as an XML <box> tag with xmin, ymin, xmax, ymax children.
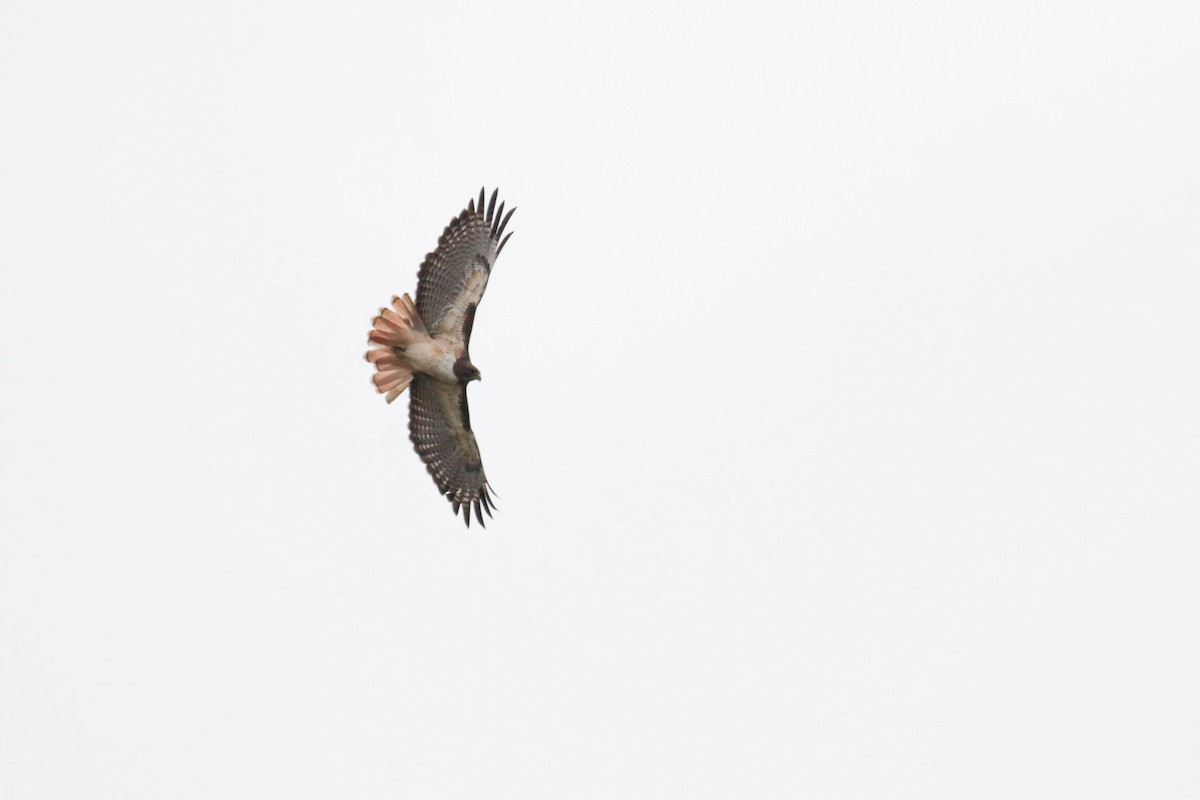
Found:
<box><xmin>408</xmin><ymin>374</ymin><xmax>496</xmax><ymax>527</ymax></box>
<box><xmin>415</xmin><ymin>187</ymin><xmax>515</xmax><ymax>344</ymax></box>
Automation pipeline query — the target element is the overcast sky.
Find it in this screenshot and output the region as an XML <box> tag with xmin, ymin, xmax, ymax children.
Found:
<box><xmin>2</xmin><ymin>1</ymin><xmax>1198</xmax><ymax>797</ymax></box>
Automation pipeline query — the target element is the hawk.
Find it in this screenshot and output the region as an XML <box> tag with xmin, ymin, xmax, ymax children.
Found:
<box><xmin>365</xmin><ymin>188</ymin><xmax>515</xmax><ymax>527</ymax></box>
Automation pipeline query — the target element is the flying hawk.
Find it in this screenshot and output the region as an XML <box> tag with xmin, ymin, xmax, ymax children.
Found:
<box><xmin>365</xmin><ymin>188</ymin><xmax>515</xmax><ymax>527</ymax></box>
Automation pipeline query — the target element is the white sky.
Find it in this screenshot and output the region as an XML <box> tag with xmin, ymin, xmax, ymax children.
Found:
<box><xmin>2</xmin><ymin>1</ymin><xmax>1198</xmax><ymax>797</ymax></box>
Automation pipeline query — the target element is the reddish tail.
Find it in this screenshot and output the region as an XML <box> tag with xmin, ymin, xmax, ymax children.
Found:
<box><xmin>364</xmin><ymin>293</ymin><xmax>425</xmax><ymax>403</ymax></box>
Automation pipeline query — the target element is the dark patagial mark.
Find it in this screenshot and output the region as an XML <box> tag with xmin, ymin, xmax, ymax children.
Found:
<box><xmin>461</xmin><ymin>302</ymin><xmax>477</xmax><ymax>346</ymax></box>
<box><xmin>456</xmin><ymin>387</ymin><xmax>472</xmax><ymax>429</ymax></box>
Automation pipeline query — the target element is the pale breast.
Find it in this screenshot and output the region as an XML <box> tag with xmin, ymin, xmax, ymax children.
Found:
<box><xmin>404</xmin><ymin>338</ymin><xmax>461</xmax><ymax>384</ymax></box>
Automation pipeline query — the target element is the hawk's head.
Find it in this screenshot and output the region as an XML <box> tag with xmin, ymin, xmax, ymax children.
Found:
<box><xmin>453</xmin><ymin>357</ymin><xmax>481</xmax><ymax>384</ymax></box>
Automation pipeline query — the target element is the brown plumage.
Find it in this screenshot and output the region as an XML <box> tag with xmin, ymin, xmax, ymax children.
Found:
<box><xmin>364</xmin><ymin>188</ymin><xmax>514</xmax><ymax>527</ymax></box>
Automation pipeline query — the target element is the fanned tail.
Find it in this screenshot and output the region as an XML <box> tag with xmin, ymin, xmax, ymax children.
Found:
<box><xmin>365</xmin><ymin>293</ymin><xmax>425</xmax><ymax>403</ymax></box>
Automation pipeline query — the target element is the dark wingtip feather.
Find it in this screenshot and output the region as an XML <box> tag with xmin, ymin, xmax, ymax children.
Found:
<box><xmin>474</xmin><ymin>500</ymin><xmax>485</xmax><ymax>528</ymax></box>
<box><xmin>486</xmin><ymin>189</ymin><xmax>498</xmax><ymax>224</ymax></box>
<box><xmin>496</xmin><ymin>207</ymin><xmax>516</xmax><ymax>241</ymax></box>
<box><xmin>496</xmin><ymin>231</ymin><xmax>514</xmax><ymax>256</ymax></box>
<box><xmin>477</xmin><ymin>187</ymin><xmax>485</xmax><ymax>215</ymax></box>
<box><xmin>491</xmin><ymin>201</ymin><xmax>505</xmax><ymax>235</ymax></box>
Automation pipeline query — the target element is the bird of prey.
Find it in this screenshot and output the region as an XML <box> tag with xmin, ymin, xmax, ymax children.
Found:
<box><xmin>365</xmin><ymin>188</ymin><xmax>515</xmax><ymax>527</ymax></box>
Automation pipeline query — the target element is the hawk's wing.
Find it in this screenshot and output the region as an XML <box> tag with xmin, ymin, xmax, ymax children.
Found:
<box><xmin>408</xmin><ymin>374</ymin><xmax>496</xmax><ymax>527</ymax></box>
<box><xmin>415</xmin><ymin>188</ymin><xmax>515</xmax><ymax>344</ymax></box>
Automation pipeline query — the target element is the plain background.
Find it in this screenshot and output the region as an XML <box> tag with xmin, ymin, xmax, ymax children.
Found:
<box><xmin>2</xmin><ymin>1</ymin><xmax>1197</xmax><ymax>797</ymax></box>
